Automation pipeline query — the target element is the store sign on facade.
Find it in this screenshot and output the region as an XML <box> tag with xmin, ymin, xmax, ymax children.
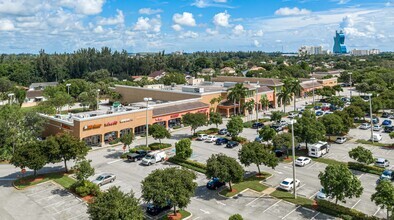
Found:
<box><xmin>83</xmin><ymin>124</ymin><xmax>102</xmax><ymax>131</ymax></box>
<box><xmin>120</xmin><ymin>118</ymin><xmax>132</xmax><ymax>123</ymax></box>
<box><xmin>170</xmin><ymin>114</ymin><xmax>179</xmax><ymax>118</ymax></box>
<box><xmin>155</xmin><ymin>118</ymin><xmax>163</xmax><ymax>122</ymax></box>
<box><xmin>104</xmin><ymin>121</ymin><xmax>118</xmax><ymax>126</ymax></box>
<box><xmin>61</xmin><ymin>124</ymin><xmax>71</xmax><ymax>130</ymax></box>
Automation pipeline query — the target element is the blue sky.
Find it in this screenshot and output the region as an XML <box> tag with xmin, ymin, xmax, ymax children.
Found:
<box><xmin>0</xmin><ymin>0</ymin><xmax>393</xmax><ymax>53</ymax></box>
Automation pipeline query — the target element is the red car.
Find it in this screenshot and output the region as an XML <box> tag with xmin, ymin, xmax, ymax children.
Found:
<box><xmin>321</xmin><ymin>106</ymin><xmax>330</xmax><ymax>111</ymax></box>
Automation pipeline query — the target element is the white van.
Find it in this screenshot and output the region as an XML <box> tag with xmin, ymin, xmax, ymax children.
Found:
<box><xmin>308</xmin><ymin>141</ymin><xmax>330</xmax><ymax>158</ymax></box>
<box><xmin>141</xmin><ymin>151</ymin><xmax>167</xmax><ymax>166</ymax></box>
<box><xmin>370</xmin><ymin>133</ymin><xmax>382</xmax><ymax>142</ymax></box>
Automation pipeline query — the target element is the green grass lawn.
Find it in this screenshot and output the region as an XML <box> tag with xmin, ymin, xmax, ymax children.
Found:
<box><xmin>14</xmin><ymin>172</ymin><xmax>76</xmax><ymax>189</ymax></box>
<box><xmin>355</xmin><ymin>139</ymin><xmax>393</xmax><ymax>147</ymax></box>
<box><xmin>313</xmin><ymin>157</ymin><xmax>346</xmax><ymax>166</ymax></box>
<box><xmin>271</xmin><ymin>189</ymin><xmax>314</xmax><ymax>208</ymax></box>
<box><xmin>161</xmin><ymin>210</ymin><xmax>191</xmax><ymax>220</ymax></box>
<box><xmin>219</xmin><ymin>173</ymin><xmax>271</xmax><ymax>197</ymax></box>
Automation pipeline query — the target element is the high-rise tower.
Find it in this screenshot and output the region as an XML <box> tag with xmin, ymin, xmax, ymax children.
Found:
<box><xmin>333</xmin><ymin>30</ymin><xmax>347</xmax><ymax>54</ymax></box>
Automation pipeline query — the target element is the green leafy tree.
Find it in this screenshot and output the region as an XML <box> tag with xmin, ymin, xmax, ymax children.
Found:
<box><xmin>74</xmin><ymin>159</ymin><xmax>95</xmax><ymax>181</ymax></box>
<box><xmin>238</xmin><ymin>142</ymin><xmax>279</xmax><ymax>174</ymax></box>
<box><xmin>141</xmin><ymin>167</ymin><xmax>197</xmax><ymax>216</ymax></box>
<box><xmin>229</xmin><ymin>214</ymin><xmax>244</xmax><ymax>220</ymax></box>
<box><xmin>209</xmin><ymin>111</ymin><xmax>223</xmax><ymax>128</ymax></box>
<box><xmin>277</xmin><ymin>87</ymin><xmax>292</xmax><ymax>113</ymax></box>
<box><xmin>64</xmin><ymin>79</ymin><xmax>90</xmax><ymax>98</ymax></box>
<box><xmin>149</xmin><ymin>124</ymin><xmax>170</xmax><ymax>147</ymax></box>
<box><xmin>44</xmin><ymin>133</ymin><xmax>89</xmax><ymax>172</ymax></box>
<box><xmin>348</xmin><ymin>146</ymin><xmax>374</xmax><ymax>165</ymax></box>
<box><xmin>328</xmin><ymin>96</ymin><xmax>345</xmax><ymax>108</ymax></box>
<box><xmin>242</xmin><ymin>100</ymin><xmax>255</xmax><ymax>117</ymax></box>
<box><xmin>259</xmin><ymin>126</ymin><xmax>277</xmax><ymax>142</ymax></box>
<box><xmin>226</xmin><ymin>116</ymin><xmax>244</xmax><ymax>137</ymax></box>
<box><xmin>270</xmin><ymin>111</ymin><xmax>283</xmax><ymax>122</ymax></box>
<box><xmin>332</xmin><ymin>85</ymin><xmax>343</xmax><ymax>96</ymax></box>
<box><xmin>175</xmin><ymin>138</ymin><xmax>192</xmax><ymax>160</ymax></box>
<box><xmin>260</xmin><ymin>95</ymin><xmax>270</xmax><ymax>111</ymax></box>
<box><xmin>294</xmin><ymin>110</ymin><xmax>326</xmax><ymax>149</ymax></box>
<box><xmin>182</xmin><ymin>113</ymin><xmax>208</xmax><ymax>135</ymax></box>
<box><xmin>160</xmin><ymin>72</ymin><xmax>187</xmax><ymax>85</ymax></box>
<box><xmin>84</xmin><ymin>69</ymin><xmax>110</xmax><ymax>83</ymax></box>
<box><xmin>272</xmin><ymin>133</ymin><xmax>299</xmax><ymax>158</ymax></box>
<box><xmin>87</xmin><ymin>186</ymin><xmax>143</xmax><ymax>220</ymax></box>
<box><xmin>78</xmin><ymin>91</ymin><xmax>97</xmax><ymax>110</ymax></box>
<box><xmin>371</xmin><ymin>180</ymin><xmax>394</xmax><ymax>220</ymax></box>
<box><xmin>206</xmin><ymin>154</ymin><xmax>244</xmax><ymax>191</ymax></box>
<box><xmin>48</xmin><ymin>91</ymin><xmax>74</xmax><ymax>113</ymax></box>
<box><xmin>318</xmin><ymin>164</ymin><xmax>363</xmax><ymax>204</ymax></box>
<box><xmin>334</xmin><ymin>110</ymin><xmax>353</xmax><ymax>130</ymax></box>
<box><xmin>344</xmin><ymin>105</ymin><xmax>365</xmax><ymax>119</ymax></box>
<box><xmin>120</xmin><ymin>132</ymin><xmax>134</xmax><ymax>149</ymax></box>
<box><xmin>10</xmin><ymin>141</ymin><xmax>47</xmax><ymax>176</ymax></box>
<box><xmin>228</xmin><ymin>83</ymin><xmax>248</xmax><ymax>115</ymax></box>
<box><xmin>319</xmin><ymin>114</ymin><xmax>347</xmax><ymax>140</ymax></box>
<box><xmin>390</xmin><ymin>132</ymin><xmax>394</xmax><ymax>139</ymax></box>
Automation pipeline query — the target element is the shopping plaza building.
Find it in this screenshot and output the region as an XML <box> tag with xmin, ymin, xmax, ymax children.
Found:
<box><xmin>41</xmin><ymin>76</ymin><xmax>336</xmax><ymax>146</ymax></box>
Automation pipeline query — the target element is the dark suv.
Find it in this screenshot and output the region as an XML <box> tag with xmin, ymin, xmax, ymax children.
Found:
<box><xmin>270</xmin><ymin>124</ymin><xmax>284</xmax><ymax>132</ymax></box>
<box><xmin>226</xmin><ymin>141</ymin><xmax>239</xmax><ymax>148</ymax></box>
<box><xmin>216</xmin><ymin>137</ymin><xmax>229</xmax><ymax>145</ymax></box>
<box><xmin>146</xmin><ymin>202</ymin><xmax>172</xmax><ymax>216</ymax></box>
<box><xmin>206</xmin><ymin>178</ymin><xmax>225</xmax><ymax>190</ymax></box>
<box><xmin>384</xmin><ymin>125</ymin><xmax>394</xmax><ymax>133</ymax></box>
<box><xmin>252</xmin><ymin>122</ymin><xmax>264</xmax><ymax>129</ymax></box>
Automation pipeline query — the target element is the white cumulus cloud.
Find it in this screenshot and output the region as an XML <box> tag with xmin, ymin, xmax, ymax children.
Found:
<box><xmin>253</xmin><ymin>40</ymin><xmax>261</xmax><ymax>47</ymax></box>
<box><xmin>275</xmin><ymin>7</ymin><xmax>311</xmax><ymax>16</ymax></box>
<box><xmin>172</xmin><ymin>24</ymin><xmax>182</xmax><ymax>31</ymax></box>
<box><xmin>0</xmin><ymin>19</ymin><xmax>15</xmax><ymax>31</ymax></box>
<box><xmin>139</xmin><ymin>8</ymin><xmax>163</xmax><ymax>15</ymax></box>
<box><xmin>232</xmin><ymin>24</ymin><xmax>245</xmax><ymax>35</ymax></box>
<box><xmin>206</xmin><ymin>28</ymin><xmax>219</xmax><ymax>35</ymax></box>
<box><xmin>59</xmin><ymin>0</ymin><xmax>105</xmax><ymax>15</ymax></box>
<box><xmin>173</xmin><ymin>12</ymin><xmax>196</xmax><ymax>26</ymax></box>
<box><xmin>180</xmin><ymin>31</ymin><xmax>199</xmax><ymax>39</ymax></box>
<box><xmin>133</xmin><ymin>15</ymin><xmax>161</xmax><ymax>33</ymax></box>
<box><xmin>93</xmin><ymin>25</ymin><xmax>104</xmax><ymax>33</ymax></box>
<box><xmin>98</xmin><ymin>9</ymin><xmax>124</xmax><ymax>25</ymax></box>
<box><xmin>254</xmin><ymin>30</ymin><xmax>264</xmax><ymax>37</ymax></box>
<box><xmin>213</xmin><ymin>11</ymin><xmax>230</xmax><ymax>27</ymax></box>
<box><xmin>214</xmin><ymin>0</ymin><xmax>227</xmax><ymax>2</ymax></box>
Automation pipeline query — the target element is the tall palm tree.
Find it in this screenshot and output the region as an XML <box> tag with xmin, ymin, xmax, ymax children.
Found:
<box><xmin>260</xmin><ymin>95</ymin><xmax>270</xmax><ymax>111</ymax></box>
<box><xmin>228</xmin><ymin>83</ymin><xmax>248</xmax><ymax>115</ymax></box>
<box><xmin>277</xmin><ymin>87</ymin><xmax>293</xmax><ymax>113</ymax></box>
<box><xmin>286</xmin><ymin>78</ymin><xmax>302</xmax><ymax>112</ymax></box>
<box><xmin>242</xmin><ymin>100</ymin><xmax>255</xmax><ymax>120</ymax></box>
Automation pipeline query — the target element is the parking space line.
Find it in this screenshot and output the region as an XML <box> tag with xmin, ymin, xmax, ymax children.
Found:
<box><xmin>311</xmin><ymin>212</ymin><xmax>320</xmax><ymax>219</ymax></box>
<box><xmin>307</xmin><ymin>162</ymin><xmax>318</xmax><ymax>169</ymax></box>
<box><xmin>351</xmin><ymin>199</ymin><xmax>361</xmax><ymax>209</ymax></box>
<box><xmin>281</xmin><ymin>206</ymin><xmax>299</xmax><ymax>219</ymax></box>
<box><xmin>26</xmin><ymin>187</ymin><xmax>54</xmax><ymax>196</ymax></box>
<box><xmin>107</xmin><ymin>159</ymin><xmax>123</xmax><ymax>164</ymax></box>
<box><xmin>357</xmin><ymin>174</ymin><xmax>365</xmax><ymax>179</ymax></box>
<box><xmin>309</xmin><ymin>191</ymin><xmax>319</xmax><ymax>199</ymax></box>
<box><xmin>298</xmin><ymin>184</ymin><xmax>306</xmax><ymax>190</ymax></box>
<box><xmin>263</xmin><ymin>199</ymin><xmax>282</xmax><ymax>213</ymax></box>
<box><xmin>373</xmin><ymin>207</ymin><xmax>381</xmax><ymax>216</ymax></box>
<box><xmin>245</xmin><ymin>194</ymin><xmax>264</xmax><ymax>206</ymax></box>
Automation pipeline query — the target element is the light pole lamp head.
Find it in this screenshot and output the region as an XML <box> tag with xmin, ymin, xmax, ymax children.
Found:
<box><xmin>66</xmin><ymin>83</ymin><xmax>71</xmax><ymax>87</ymax></box>
<box><xmin>310</xmin><ymin>77</ymin><xmax>316</xmax><ymax>80</ymax></box>
<box><xmin>8</xmin><ymin>93</ymin><xmax>14</xmax><ymax>97</ymax></box>
<box><xmin>289</xmin><ymin>119</ymin><xmax>297</xmax><ymax>125</ymax></box>
<box><xmin>144</xmin><ymin>97</ymin><xmax>152</xmax><ymax>102</ymax></box>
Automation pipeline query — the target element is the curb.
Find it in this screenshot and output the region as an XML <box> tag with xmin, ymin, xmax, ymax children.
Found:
<box><xmin>183</xmin><ymin>212</ymin><xmax>193</xmax><ymax>220</ymax></box>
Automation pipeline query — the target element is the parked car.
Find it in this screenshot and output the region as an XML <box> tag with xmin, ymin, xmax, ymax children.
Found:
<box><xmin>279</xmin><ymin>120</ymin><xmax>288</xmax><ymax>126</ymax></box>
<box><xmin>359</xmin><ymin>123</ymin><xmax>371</xmax><ymax>130</ymax></box>
<box><xmin>375</xmin><ymin>158</ymin><xmax>390</xmax><ymax>168</ymax></box>
<box><xmin>321</xmin><ymin>106</ymin><xmax>330</xmax><ymax>111</ymax></box>
<box><xmin>146</xmin><ymin>202</ymin><xmax>172</xmax><ymax>216</ymax></box>
<box><xmin>141</xmin><ymin>151</ymin><xmax>167</xmax><ymax>166</ymax></box>
<box><xmin>205</xmin><ymin>135</ymin><xmax>218</xmax><ymax>143</ymax></box>
<box><xmin>335</xmin><ymin>137</ymin><xmax>347</xmax><ymax>144</ymax></box>
<box><xmin>379</xmin><ymin>170</ymin><xmax>394</xmax><ymax>182</ymax></box>
<box><xmin>218</xmin><ymin>128</ymin><xmax>228</xmax><ymax>135</ymax></box>
<box><xmin>373</xmin><ymin>125</ymin><xmax>382</xmax><ymax>131</ymax></box>
<box><xmin>254</xmin><ymin>136</ymin><xmax>263</xmax><ymax>143</ymax></box>
<box><xmin>215</xmin><ymin>137</ymin><xmax>229</xmax><ymax>145</ymax></box>
<box><xmin>226</xmin><ymin>141</ymin><xmax>239</xmax><ymax>148</ymax></box>
<box><xmin>384</xmin><ymin>125</ymin><xmax>394</xmax><ymax>133</ymax></box>
<box><xmin>279</xmin><ymin>178</ymin><xmax>300</xmax><ymax>191</ymax></box>
<box><xmin>370</xmin><ymin>133</ymin><xmax>383</xmax><ymax>142</ymax></box>
<box><xmin>271</xmin><ymin>124</ymin><xmax>284</xmax><ymax>132</ymax></box>
<box><xmin>288</xmin><ymin>112</ymin><xmax>298</xmax><ymax>118</ymax></box>
<box><xmin>314</xmin><ymin>106</ymin><xmax>321</xmax><ymax>110</ymax></box>
<box><xmin>127</xmin><ymin>150</ymin><xmax>148</xmax><ymax>162</ymax></box>
<box><xmin>372</xmin><ymin>117</ymin><xmax>380</xmax><ymax>125</ymax></box>
<box><xmin>295</xmin><ymin>157</ymin><xmax>312</xmax><ymax>167</ymax></box>
<box><xmin>315</xmin><ymin>111</ymin><xmax>324</xmax><ymax>116</ymax></box>
<box><xmin>197</xmin><ymin>134</ymin><xmax>208</xmax><ymax>141</ymax></box>
<box><xmin>382</xmin><ymin>112</ymin><xmax>390</xmax><ymax>118</ymax></box>
<box><xmin>324</xmin><ymin>111</ymin><xmax>333</xmax><ymax>115</ymax></box>
<box><xmin>382</xmin><ymin>120</ymin><xmax>392</xmax><ymax>126</ymax></box>
<box><xmin>252</xmin><ymin>122</ymin><xmax>264</xmax><ymax>129</ymax></box>
<box><xmin>206</xmin><ymin>178</ymin><xmax>225</xmax><ymax>190</ymax></box>
<box><xmin>316</xmin><ymin>188</ymin><xmax>328</xmax><ymax>200</ymax></box>
<box><xmin>92</xmin><ymin>173</ymin><xmax>116</xmax><ymax>186</ymax></box>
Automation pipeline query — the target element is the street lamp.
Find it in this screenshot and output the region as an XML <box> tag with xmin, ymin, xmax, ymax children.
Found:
<box><xmin>144</xmin><ymin>97</ymin><xmax>152</xmax><ymax>147</ymax></box>
<box><xmin>348</xmin><ymin>72</ymin><xmax>352</xmax><ymax>100</ymax></box>
<box><xmin>289</xmin><ymin>119</ymin><xmax>297</xmax><ymax>199</ymax></box>
<box><xmin>66</xmin><ymin>84</ymin><xmax>71</xmax><ymax>111</ymax></box>
<box><xmin>7</xmin><ymin>93</ymin><xmax>14</xmax><ymax>105</ymax></box>
<box><xmin>255</xmin><ymin>85</ymin><xmax>260</xmax><ymax>121</ymax></box>
<box><xmin>367</xmin><ymin>94</ymin><xmax>374</xmax><ymax>143</ymax></box>
<box><xmin>97</xmin><ymin>89</ymin><xmax>100</xmax><ymax>110</ymax></box>
<box><xmin>310</xmin><ymin>77</ymin><xmax>316</xmax><ymax>107</ymax></box>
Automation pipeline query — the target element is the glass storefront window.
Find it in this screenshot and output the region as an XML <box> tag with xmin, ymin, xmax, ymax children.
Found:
<box><xmin>168</xmin><ymin>118</ymin><xmax>181</xmax><ymax>128</ymax></box>
<box><xmin>134</xmin><ymin>125</ymin><xmax>147</xmax><ymax>136</ymax></box>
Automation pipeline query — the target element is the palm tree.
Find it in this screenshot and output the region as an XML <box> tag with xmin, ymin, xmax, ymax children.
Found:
<box><xmin>242</xmin><ymin>100</ymin><xmax>255</xmax><ymax>121</ymax></box>
<box><xmin>286</xmin><ymin>78</ymin><xmax>302</xmax><ymax>112</ymax></box>
<box><xmin>277</xmin><ymin>87</ymin><xmax>293</xmax><ymax>113</ymax></box>
<box><xmin>260</xmin><ymin>95</ymin><xmax>270</xmax><ymax>111</ymax></box>
<box><xmin>228</xmin><ymin>83</ymin><xmax>248</xmax><ymax>115</ymax></box>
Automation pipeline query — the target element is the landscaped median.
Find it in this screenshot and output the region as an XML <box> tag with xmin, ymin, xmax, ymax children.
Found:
<box><xmin>219</xmin><ymin>173</ymin><xmax>271</xmax><ymax>197</ymax></box>
<box><xmin>13</xmin><ymin>172</ymin><xmax>76</xmax><ymax>190</ymax></box>
<box><xmin>355</xmin><ymin>139</ymin><xmax>394</xmax><ymax>148</ymax></box>
<box><xmin>315</xmin><ymin>199</ymin><xmax>380</xmax><ymax>220</ymax></box>
<box><xmin>270</xmin><ymin>189</ymin><xmax>314</xmax><ymax>208</ymax></box>
<box><xmin>167</xmin><ymin>157</ymin><xmax>207</xmax><ymax>174</ymax></box>
<box><xmin>161</xmin><ymin>210</ymin><xmax>191</xmax><ymax>220</ymax></box>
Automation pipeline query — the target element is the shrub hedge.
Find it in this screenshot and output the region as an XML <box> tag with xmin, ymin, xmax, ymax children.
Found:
<box><xmin>348</xmin><ymin>162</ymin><xmax>384</xmax><ymax>175</ymax></box>
<box><xmin>232</xmin><ymin>136</ymin><xmax>248</xmax><ymax>144</ymax></box>
<box><xmin>148</xmin><ymin>143</ymin><xmax>172</xmax><ymax>150</ymax></box>
<box><xmin>168</xmin><ymin>157</ymin><xmax>207</xmax><ymax>174</ymax></box>
<box><xmin>71</xmin><ymin>180</ymin><xmax>100</xmax><ymax>197</ymax></box>
<box><xmin>108</xmin><ymin>138</ymin><xmax>120</xmax><ymax>145</ymax></box>
<box><xmin>316</xmin><ymin>199</ymin><xmax>380</xmax><ymax>220</ymax></box>
<box><xmin>243</xmin><ymin>121</ymin><xmax>253</xmax><ymax>128</ymax></box>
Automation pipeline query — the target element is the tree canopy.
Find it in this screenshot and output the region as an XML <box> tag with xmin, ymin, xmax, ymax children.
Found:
<box><xmin>226</xmin><ymin>116</ymin><xmax>244</xmax><ymax>137</ymax></box>
<box><xmin>371</xmin><ymin>180</ymin><xmax>394</xmax><ymax>220</ymax></box>
<box><xmin>182</xmin><ymin>113</ymin><xmax>208</xmax><ymax>134</ymax></box>
<box><xmin>348</xmin><ymin>146</ymin><xmax>374</xmax><ymax>165</ymax></box>
<box><xmin>149</xmin><ymin>124</ymin><xmax>170</xmax><ymax>146</ymax></box>
<box><xmin>175</xmin><ymin>138</ymin><xmax>192</xmax><ymax>160</ymax></box>
<box><xmin>206</xmin><ymin>154</ymin><xmax>244</xmax><ymax>191</ymax></box>
<box><xmin>238</xmin><ymin>142</ymin><xmax>279</xmax><ymax>174</ymax></box>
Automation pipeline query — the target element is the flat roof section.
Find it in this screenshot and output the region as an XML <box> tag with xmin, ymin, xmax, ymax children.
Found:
<box><xmin>153</xmin><ymin>101</ymin><xmax>209</xmax><ymax>117</ymax></box>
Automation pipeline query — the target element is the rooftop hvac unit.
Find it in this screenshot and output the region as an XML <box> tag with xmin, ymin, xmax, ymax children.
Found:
<box><xmin>182</xmin><ymin>86</ymin><xmax>205</xmax><ymax>93</ymax></box>
<box><xmin>223</xmin><ymin>82</ymin><xmax>237</xmax><ymax>88</ymax></box>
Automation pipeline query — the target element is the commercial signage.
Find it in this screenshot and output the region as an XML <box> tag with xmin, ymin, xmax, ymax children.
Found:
<box><xmin>197</xmin><ymin>109</ymin><xmax>207</xmax><ymax>113</ymax></box>
<box><xmin>170</xmin><ymin>114</ymin><xmax>179</xmax><ymax>119</ymax></box>
<box><xmin>155</xmin><ymin>118</ymin><xmax>163</xmax><ymax>122</ymax></box>
<box><xmin>120</xmin><ymin>118</ymin><xmax>132</xmax><ymax>123</ymax></box>
<box><xmin>104</xmin><ymin>121</ymin><xmax>118</xmax><ymax>127</ymax></box>
<box><xmin>83</xmin><ymin>124</ymin><xmax>101</xmax><ymax>131</ymax></box>
<box><xmin>61</xmin><ymin>124</ymin><xmax>71</xmax><ymax>130</ymax></box>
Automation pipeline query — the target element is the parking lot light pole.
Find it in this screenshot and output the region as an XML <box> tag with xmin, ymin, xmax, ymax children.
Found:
<box><xmin>368</xmin><ymin>94</ymin><xmax>374</xmax><ymax>143</ymax></box>
<box><xmin>66</xmin><ymin>83</ymin><xmax>71</xmax><ymax>111</ymax></box>
<box><xmin>348</xmin><ymin>72</ymin><xmax>352</xmax><ymax>100</ymax></box>
<box><xmin>310</xmin><ymin>77</ymin><xmax>316</xmax><ymax>107</ymax></box>
<box><xmin>97</xmin><ymin>89</ymin><xmax>100</xmax><ymax>110</ymax></box>
<box><xmin>289</xmin><ymin>119</ymin><xmax>297</xmax><ymax>199</ymax></box>
<box><xmin>255</xmin><ymin>85</ymin><xmax>260</xmax><ymax>121</ymax></box>
<box><xmin>144</xmin><ymin>97</ymin><xmax>152</xmax><ymax>147</ymax></box>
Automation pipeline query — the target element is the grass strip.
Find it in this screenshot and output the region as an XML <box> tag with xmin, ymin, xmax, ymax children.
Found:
<box><xmin>219</xmin><ymin>173</ymin><xmax>271</xmax><ymax>197</ymax></box>
<box><xmin>161</xmin><ymin>210</ymin><xmax>191</xmax><ymax>220</ymax></box>
<box><xmin>270</xmin><ymin>189</ymin><xmax>314</xmax><ymax>207</ymax></box>
<box><xmin>14</xmin><ymin>172</ymin><xmax>76</xmax><ymax>189</ymax></box>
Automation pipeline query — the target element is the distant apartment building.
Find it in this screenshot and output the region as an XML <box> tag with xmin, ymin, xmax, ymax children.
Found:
<box><xmin>351</xmin><ymin>49</ymin><xmax>380</xmax><ymax>56</ymax></box>
<box><xmin>333</xmin><ymin>30</ymin><xmax>347</xmax><ymax>54</ymax></box>
<box><xmin>298</xmin><ymin>46</ymin><xmax>329</xmax><ymax>56</ymax></box>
